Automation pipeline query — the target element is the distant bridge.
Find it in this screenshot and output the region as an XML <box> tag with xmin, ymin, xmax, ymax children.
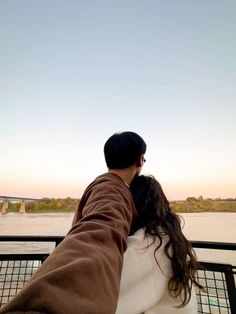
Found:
<box><xmin>0</xmin><ymin>196</ymin><xmax>40</xmax><ymax>215</ymax></box>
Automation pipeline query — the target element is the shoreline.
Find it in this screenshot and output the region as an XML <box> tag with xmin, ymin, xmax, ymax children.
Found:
<box><xmin>1</xmin><ymin>209</ymin><xmax>236</xmax><ymax>215</ymax></box>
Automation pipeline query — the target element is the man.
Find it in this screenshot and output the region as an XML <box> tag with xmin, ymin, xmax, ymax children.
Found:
<box><xmin>0</xmin><ymin>131</ymin><xmax>146</xmax><ymax>314</ymax></box>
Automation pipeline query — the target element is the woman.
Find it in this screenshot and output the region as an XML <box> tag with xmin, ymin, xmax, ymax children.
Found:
<box><xmin>116</xmin><ymin>175</ymin><xmax>202</xmax><ymax>314</ymax></box>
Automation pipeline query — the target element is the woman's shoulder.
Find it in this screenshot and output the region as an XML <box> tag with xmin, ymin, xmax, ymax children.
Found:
<box><xmin>128</xmin><ymin>228</ymin><xmax>168</xmax><ymax>248</ymax></box>
<box><xmin>128</xmin><ymin>228</ymin><xmax>146</xmax><ymax>241</ymax></box>
<box><xmin>127</xmin><ymin>228</ymin><xmax>148</xmax><ymax>248</ymax></box>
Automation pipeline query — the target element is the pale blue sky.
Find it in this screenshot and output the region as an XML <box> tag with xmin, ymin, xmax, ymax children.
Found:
<box><xmin>1</xmin><ymin>1</ymin><xmax>235</xmax><ymax>200</ymax></box>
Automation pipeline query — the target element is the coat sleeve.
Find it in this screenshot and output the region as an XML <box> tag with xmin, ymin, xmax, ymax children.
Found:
<box><xmin>0</xmin><ymin>175</ymin><xmax>135</xmax><ymax>314</ymax></box>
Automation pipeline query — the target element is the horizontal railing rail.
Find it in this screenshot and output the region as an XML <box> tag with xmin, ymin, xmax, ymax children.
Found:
<box><xmin>1</xmin><ymin>235</ymin><xmax>236</xmax><ymax>251</ymax></box>
<box><xmin>0</xmin><ymin>237</ymin><xmax>235</xmax><ymax>313</ymax></box>
<box><xmin>191</xmin><ymin>240</ymin><xmax>236</xmax><ymax>251</ymax></box>
<box><xmin>0</xmin><ymin>235</ymin><xmax>63</xmax><ymax>246</ymax></box>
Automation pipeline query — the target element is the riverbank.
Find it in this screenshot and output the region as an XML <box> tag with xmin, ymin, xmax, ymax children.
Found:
<box><xmin>170</xmin><ymin>199</ymin><xmax>236</xmax><ymax>212</ymax></box>
<box><xmin>1</xmin><ymin>198</ymin><xmax>236</xmax><ymax>213</ymax></box>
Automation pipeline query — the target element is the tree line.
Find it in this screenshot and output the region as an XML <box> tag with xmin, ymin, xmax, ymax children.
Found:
<box><xmin>1</xmin><ymin>196</ymin><xmax>236</xmax><ymax>213</ymax></box>
<box><xmin>1</xmin><ymin>197</ymin><xmax>80</xmax><ymax>213</ymax></box>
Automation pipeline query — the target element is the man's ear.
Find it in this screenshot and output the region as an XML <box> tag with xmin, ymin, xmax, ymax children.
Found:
<box><xmin>136</xmin><ymin>155</ymin><xmax>143</xmax><ymax>167</ymax></box>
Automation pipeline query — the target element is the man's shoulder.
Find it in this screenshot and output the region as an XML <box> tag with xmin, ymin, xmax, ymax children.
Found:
<box><xmin>85</xmin><ymin>172</ymin><xmax>129</xmax><ymax>192</ymax></box>
<box><xmin>79</xmin><ymin>172</ymin><xmax>133</xmax><ymax>208</ymax></box>
<box><xmin>72</xmin><ymin>172</ymin><xmax>136</xmax><ymax>226</ymax></box>
<box><xmin>95</xmin><ymin>172</ymin><xmax>125</xmax><ymax>184</ymax></box>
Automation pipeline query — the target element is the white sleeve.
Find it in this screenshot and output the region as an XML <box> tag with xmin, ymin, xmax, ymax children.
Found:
<box><xmin>115</xmin><ymin>232</ymin><xmax>170</xmax><ymax>314</ymax></box>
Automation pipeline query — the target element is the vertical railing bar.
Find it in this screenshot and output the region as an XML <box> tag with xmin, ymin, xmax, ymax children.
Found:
<box><xmin>224</xmin><ymin>265</ymin><xmax>236</xmax><ymax>314</ymax></box>
<box><xmin>8</xmin><ymin>260</ymin><xmax>15</xmax><ymax>303</ymax></box>
<box><xmin>221</xmin><ymin>271</ymin><xmax>230</xmax><ymax>310</ymax></box>
<box><xmin>1</xmin><ymin>260</ymin><xmax>9</xmax><ymax>306</ymax></box>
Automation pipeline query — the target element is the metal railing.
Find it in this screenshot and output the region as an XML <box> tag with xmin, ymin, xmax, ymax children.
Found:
<box><xmin>0</xmin><ymin>236</ymin><xmax>235</xmax><ymax>313</ymax></box>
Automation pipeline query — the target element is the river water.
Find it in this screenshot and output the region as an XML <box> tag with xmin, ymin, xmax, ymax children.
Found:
<box><xmin>0</xmin><ymin>212</ymin><xmax>235</xmax><ymax>265</ymax></box>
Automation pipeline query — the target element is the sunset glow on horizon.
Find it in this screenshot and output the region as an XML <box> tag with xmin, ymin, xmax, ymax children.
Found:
<box><xmin>1</xmin><ymin>1</ymin><xmax>235</xmax><ymax>201</ymax></box>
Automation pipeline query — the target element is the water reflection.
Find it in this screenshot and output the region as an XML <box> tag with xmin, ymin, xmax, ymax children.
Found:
<box><xmin>0</xmin><ymin>212</ymin><xmax>235</xmax><ymax>265</ymax></box>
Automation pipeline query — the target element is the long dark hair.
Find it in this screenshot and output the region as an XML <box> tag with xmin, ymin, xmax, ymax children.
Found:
<box><xmin>130</xmin><ymin>175</ymin><xmax>202</xmax><ymax>307</ymax></box>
